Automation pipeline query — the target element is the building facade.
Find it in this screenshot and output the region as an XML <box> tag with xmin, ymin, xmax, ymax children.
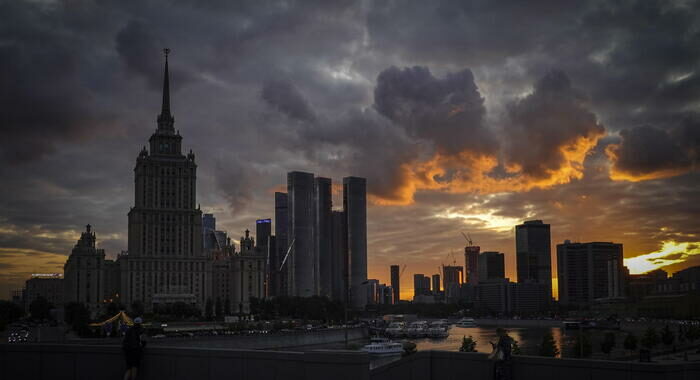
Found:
<box><xmin>344</xmin><ymin>176</ymin><xmax>368</xmax><ymax>308</ymax></box>
<box><xmin>63</xmin><ymin>225</ymin><xmax>105</xmax><ymax>315</ymax></box>
<box><xmin>287</xmin><ymin>171</ymin><xmax>317</xmax><ymax>297</ymax></box>
<box><xmin>315</xmin><ymin>177</ymin><xmax>333</xmax><ymax>298</ymax></box>
<box><xmin>331</xmin><ymin>210</ymin><xmax>347</xmax><ymax>302</ymax></box>
<box><xmin>121</xmin><ymin>53</ymin><xmax>208</xmax><ymax>312</ymax></box>
<box><xmin>273</xmin><ymin>192</ymin><xmax>288</xmax><ymax>296</ymax></box>
<box><xmin>479</xmin><ymin>251</ymin><xmax>505</xmax><ymax>282</ymax></box>
<box><xmin>390</xmin><ymin>265</ymin><xmax>400</xmax><ymax>304</ymax></box>
<box><xmin>464</xmin><ymin>246</ymin><xmax>480</xmax><ymax>285</ymax></box>
<box><xmin>515</xmin><ymin>220</ymin><xmax>552</xmax><ymax>302</ymax></box>
<box><xmin>26</xmin><ymin>274</ymin><xmax>64</xmax><ymax>312</ymax></box>
<box><xmin>556</xmin><ymin>241</ymin><xmax>625</xmax><ymax>306</ymax></box>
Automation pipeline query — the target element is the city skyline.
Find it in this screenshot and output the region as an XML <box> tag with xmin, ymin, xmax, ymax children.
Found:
<box><xmin>2</xmin><ymin>1</ymin><xmax>700</xmax><ymax>302</ymax></box>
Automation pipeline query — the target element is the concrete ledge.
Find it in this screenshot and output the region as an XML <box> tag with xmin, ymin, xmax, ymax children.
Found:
<box><xmin>0</xmin><ymin>343</ymin><xmax>369</xmax><ymax>380</ymax></box>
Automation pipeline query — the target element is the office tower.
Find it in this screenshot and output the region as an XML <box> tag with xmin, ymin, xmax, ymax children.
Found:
<box><xmin>274</xmin><ymin>192</ymin><xmax>288</xmax><ymax>296</ymax></box>
<box><xmin>331</xmin><ymin>210</ymin><xmax>347</xmax><ymax>302</ymax></box>
<box><xmin>203</xmin><ymin>214</ymin><xmax>216</xmax><ymax>250</ymax></box>
<box><xmin>556</xmin><ymin>241</ymin><xmax>624</xmax><ymax>306</ymax></box>
<box><xmin>423</xmin><ymin>276</ymin><xmax>431</xmax><ymax>293</ymax></box>
<box><xmin>315</xmin><ymin>177</ymin><xmax>333</xmax><ymax>298</ymax></box>
<box><xmin>366</xmin><ymin>279</ymin><xmax>380</xmax><ymax>304</ymax></box>
<box><xmin>390</xmin><ymin>265</ymin><xmax>400</xmax><ymax>304</ymax></box>
<box><xmin>256</xmin><ymin>219</ymin><xmax>272</xmax><ymax>256</ymax></box>
<box><xmin>63</xmin><ymin>224</ymin><xmax>105</xmax><ymax>315</ymax></box>
<box><xmin>465</xmin><ymin>245</ymin><xmax>480</xmax><ymax>285</ymax></box>
<box><xmin>414</xmin><ymin>274</ymin><xmax>427</xmax><ymax>297</ymax></box>
<box><xmin>344</xmin><ymin>176</ymin><xmax>367</xmax><ymax>308</ymax></box>
<box><xmin>287</xmin><ymin>171</ymin><xmax>317</xmax><ymax>297</ymax></box>
<box><xmin>479</xmin><ymin>251</ymin><xmax>505</xmax><ymax>282</ymax></box>
<box><xmin>432</xmin><ymin>274</ymin><xmax>441</xmax><ymax>293</ymax></box>
<box><xmin>123</xmin><ymin>52</ymin><xmax>208</xmax><ymax>312</ymax></box>
<box><xmin>515</xmin><ymin>220</ymin><xmax>552</xmax><ymax>301</ymax></box>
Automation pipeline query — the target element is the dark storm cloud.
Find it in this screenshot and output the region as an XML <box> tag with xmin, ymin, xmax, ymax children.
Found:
<box><xmin>374</xmin><ymin>66</ymin><xmax>495</xmax><ymax>155</ymax></box>
<box><xmin>116</xmin><ymin>20</ymin><xmax>194</xmax><ymax>91</ymax></box>
<box><xmin>503</xmin><ymin>70</ymin><xmax>604</xmax><ymax>179</ymax></box>
<box><xmin>2</xmin><ymin>0</ymin><xmax>700</xmax><ymax>296</ymax></box>
<box><xmin>0</xmin><ymin>1</ymin><xmax>116</xmax><ymax>163</ymax></box>
<box><xmin>261</xmin><ymin>80</ymin><xmax>317</xmax><ymax>122</ymax></box>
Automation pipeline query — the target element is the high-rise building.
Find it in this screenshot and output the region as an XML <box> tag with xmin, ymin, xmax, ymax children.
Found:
<box><xmin>479</xmin><ymin>251</ymin><xmax>505</xmax><ymax>282</ymax></box>
<box><xmin>442</xmin><ymin>265</ymin><xmax>463</xmax><ymax>302</ymax></box>
<box><xmin>515</xmin><ymin>220</ymin><xmax>552</xmax><ymax>301</ymax></box>
<box><xmin>203</xmin><ymin>214</ymin><xmax>216</xmax><ymax>250</ymax></box>
<box><xmin>315</xmin><ymin>177</ymin><xmax>333</xmax><ymax>298</ymax></box>
<box><xmin>256</xmin><ymin>219</ymin><xmax>272</xmax><ymax>257</ymax></box>
<box><xmin>274</xmin><ymin>192</ymin><xmax>288</xmax><ymax>296</ymax></box>
<box><xmin>413</xmin><ymin>274</ymin><xmax>428</xmax><ymax>297</ymax></box>
<box><xmin>287</xmin><ymin>171</ymin><xmax>317</xmax><ymax>297</ymax></box>
<box><xmin>556</xmin><ymin>241</ymin><xmax>624</xmax><ymax>306</ymax></box>
<box><xmin>63</xmin><ymin>224</ymin><xmax>105</xmax><ymax>315</ymax></box>
<box><xmin>465</xmin><ymin>246</ymin><xmax>480</xmax><ymax>285</ymax></box>
<box><xmin>432</xmin><ymin>274</ymin><xmax>441</xmax><ymax>293</ymax></box>
<box><xmin>390</xmin><ymin>265</ymin><xmax>400</xmax><ymax>304</ymax></box>
<box><xmin>122</xmin><ymin>51</ymin><xmax>208</xmax><ymax>312</ymax></box>
<box><xmin>331</xmin><ymin>210</ymin><xmax>347</xmax><ymax>302</ymax></box>
<box><xmin>344</xmin><ymin>176</ymin><xmax>367</xmax><ymax>308</ymax></box>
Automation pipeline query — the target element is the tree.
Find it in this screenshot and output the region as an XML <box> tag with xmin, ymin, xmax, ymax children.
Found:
<box><xmin>661</xmin><ymin>325</ymin><xmax>675</xmax><ymax>347</ymax></box>
<box><xmin>459</xmin><ymin>335</ymin><xmax>477</xmax><ymax>352</ymax></box>
<box><xmin>600</xmin><ymin>332</ymin><xmax>616</xmax><ymax>357</ymax></box>
<box><xmin>641</xmin><ymin>327</ymin><xmax>659</xmax><ymax>350</ymax></box>
<box><xmin>215</xmin><ymin>298</ymin><xmax>223</xmax><ymax>319</ymax></box>
<box><xmin>573</xmin><ymin>332</ymin><xmax>592</xmax><ymax>358</ymax></box>
<box><xmin>0</xmin><ymin>300</ymin><xmax>24</xmax><ymax>331</ymax></box>
<box><xmin>29</xmin><ymin>296</ymin><xmax>53</xmax><ymax>320</ymax></box>
<box><xmin>539</xmin><ymin>331</ymin><xmax>559</xmax><ymax>357</ymax></box>
<box><xmin>624</xmin><ymin>333</ymin><xmax>638</xmax><ymax>353</ymax></box>
<box><xmin>64</xmin><ymin>302</ymin><xmax>90</xmax><ymax>336</ymax></box>
<box><xmin>205</xmin><ymin>298</ymin><xmax>214</xmax><ymax>320</ymax></box>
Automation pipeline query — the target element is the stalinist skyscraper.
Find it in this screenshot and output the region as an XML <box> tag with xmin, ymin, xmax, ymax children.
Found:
<box><xmin>120</xmin><ymin>50</ymin><xmax>209</xmax><ymax>312</ymax></box>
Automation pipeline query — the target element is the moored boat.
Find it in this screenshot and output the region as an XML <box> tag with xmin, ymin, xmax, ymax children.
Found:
<box><xmin>455</xmin><ymin>318</ymin><xmax>477</xmax><ymax>328</ymax></box>
<box><xmin>362</xmin><ymin>337</ymin><xmax>404</xmax><ymax>356</ymax></box>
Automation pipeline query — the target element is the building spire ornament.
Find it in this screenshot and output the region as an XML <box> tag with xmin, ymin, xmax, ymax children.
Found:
<box><xmin>157</xmin><ymin>48</ymin><xmax>174</xmax><ymax>131</ymax></box>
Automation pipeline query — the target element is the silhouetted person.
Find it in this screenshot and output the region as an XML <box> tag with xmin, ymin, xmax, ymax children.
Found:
<box><xmin>123</xmin><ymin>317</ymin><xmax>147</xmax><ymax>380</ymax></box>
<box><xmin>490</xmin><ymin>328</ymin><xmax>513</xmax><ymax>380</ymax></box>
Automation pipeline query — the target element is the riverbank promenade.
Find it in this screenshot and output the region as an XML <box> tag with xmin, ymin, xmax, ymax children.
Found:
<box><xmin>2</xmin><ymin>343</ymin><xmax>699</xmax><ymax>380</ymax></box>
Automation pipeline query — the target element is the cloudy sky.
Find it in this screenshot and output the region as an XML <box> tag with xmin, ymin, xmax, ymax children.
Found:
<box><xmin>1</xmin><ymin>0</ymin><xmax>699</xmax><ymax>300</ymax></box>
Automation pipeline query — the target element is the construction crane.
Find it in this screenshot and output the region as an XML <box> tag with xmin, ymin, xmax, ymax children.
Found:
<box><xmin>461</xmin><ymin>231</ymin><xmax>474</xmax><ymax>247</ymax></box>
<box><xmin>278</xmin><ymin>237</ymin><xmax>296</xmax><ymax>272</ymax></box>
<box><xmin>399</xmin><ymin>264</ymin><xmax>407</xmax><ymax>279</ymax></box>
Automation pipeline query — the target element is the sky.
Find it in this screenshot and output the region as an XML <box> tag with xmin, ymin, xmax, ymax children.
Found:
<box><xmin>1</xmin><ymin>0</ymin><xmax>699</xmax><ymax>301</ymax></box>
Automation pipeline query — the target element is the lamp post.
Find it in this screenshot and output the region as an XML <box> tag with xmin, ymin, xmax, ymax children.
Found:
<box><xmin>345</xmin><ymin>280</ymin><xmax>369</xmax><ymax>348</ymax></box>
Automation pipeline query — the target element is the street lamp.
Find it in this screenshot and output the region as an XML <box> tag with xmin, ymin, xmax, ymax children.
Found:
<box><xmin>345</xmin><ymin>280</ymin><xmax>369</xmax><ymax>348</ymax></box>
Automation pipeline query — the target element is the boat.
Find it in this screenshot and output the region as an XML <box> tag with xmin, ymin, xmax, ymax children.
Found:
<box><xmin>428</xmin><ymin>320</ymin><xmax>450</xmax><ymax>338</ymax></box>
<box><xmin>454</xmin><ymin>318</ymin><xmax>477</xmax><ymax>328</ymax></box>
<box><xmin>406</xmin><ymin>321</ymin><xmax>429</xmax><ymax>338</ymax></box>
<box><xmin>362</xmin><ymin>337</ymin><xmax>404</xmax><ymax>356</ymax></box>
<box><xmin>385</xmin><ymin>322</ymin><xmax>406</xmax><ymax>338</ymax></box>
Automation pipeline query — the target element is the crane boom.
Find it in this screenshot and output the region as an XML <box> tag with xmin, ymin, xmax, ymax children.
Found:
<box><xmin>278</xmin><ymin>237</ymin><xmax>296</xmax><ymax>272</ymax></box>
